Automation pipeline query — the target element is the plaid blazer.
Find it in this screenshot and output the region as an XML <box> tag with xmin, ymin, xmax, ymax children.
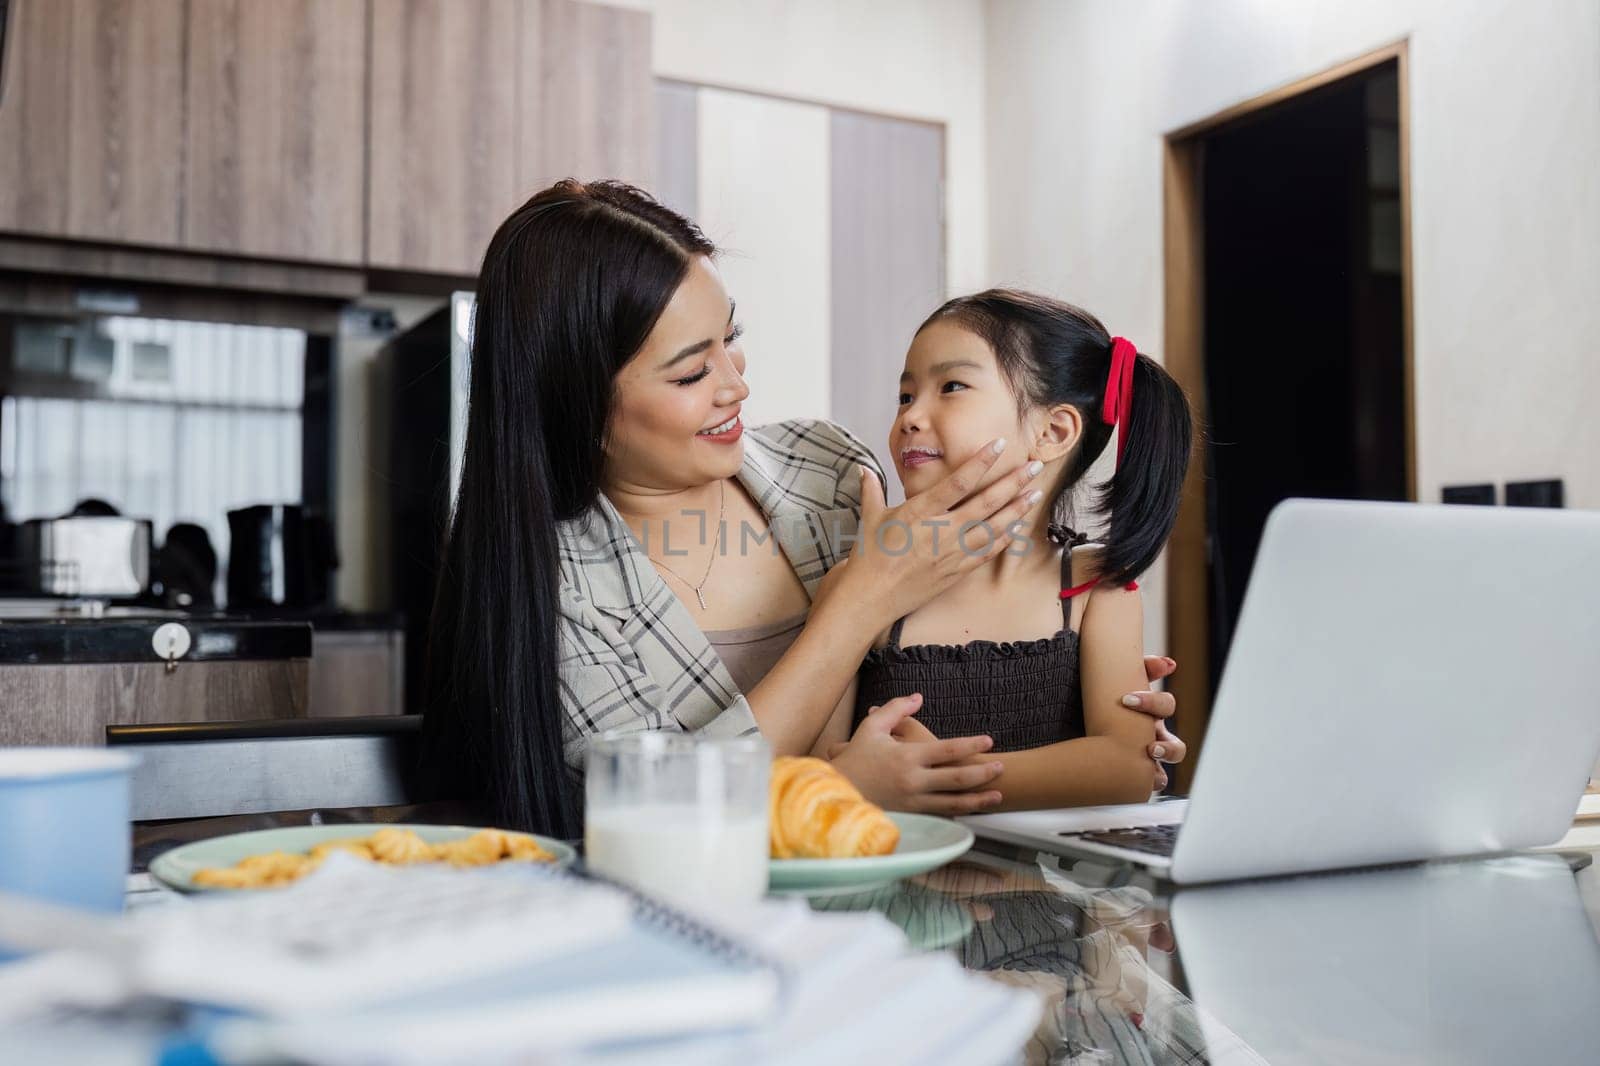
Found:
<box><xmin>554</xmin><ymin>418</ymin><xmax>885</xmax><ymax>771</ymax></box>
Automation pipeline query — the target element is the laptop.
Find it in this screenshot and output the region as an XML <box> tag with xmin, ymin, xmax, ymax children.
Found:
<box><xmin>962</xmin><ymin>498</ymin><xmax>1600</xmax><ymax>884</ymax></box>
<box><xmin>1171</xmin><ymin>853</ymin><xmax>1600</xmax><ymax>1065</ymax></box>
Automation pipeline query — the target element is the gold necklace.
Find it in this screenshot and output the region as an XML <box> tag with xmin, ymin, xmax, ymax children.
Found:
<box><xmin>648</xmin><ymin>479</ymin><xmax>726</xmax><ymax>610</ymax></box>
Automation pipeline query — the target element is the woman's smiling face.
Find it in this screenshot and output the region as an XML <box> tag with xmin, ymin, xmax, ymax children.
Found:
<box><xmin>892</xmin><ymin>320</ymin><xmax>1036</xmax><ymax>495</ymax></box>
<box><xmin>605</xmin><ymin>255</ymin><xmax>750</xmax><ymax>493</ymax></box>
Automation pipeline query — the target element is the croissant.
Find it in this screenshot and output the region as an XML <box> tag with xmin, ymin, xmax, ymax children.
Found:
<box><xmin>769</xmin><ymin>756</ymin><xmax>900</xmax><ymax>859</ymax></box>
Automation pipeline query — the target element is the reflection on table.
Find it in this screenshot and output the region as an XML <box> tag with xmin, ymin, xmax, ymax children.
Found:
<box><xmin>810</xmin><ymin>841</ymin><xmax>1600</xmax><ymax>1066</ymax></box>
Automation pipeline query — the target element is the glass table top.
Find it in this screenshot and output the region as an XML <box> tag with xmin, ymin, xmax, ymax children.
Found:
<box><xmin>118</xmin><ymin>805</ymin><xmax>1600</xmax><ymax>1065</ymax></box>
<box><xmin>815</xmin><ymin>837</ymin><xmax>1600</xmax><ymax>1066</ymax></box>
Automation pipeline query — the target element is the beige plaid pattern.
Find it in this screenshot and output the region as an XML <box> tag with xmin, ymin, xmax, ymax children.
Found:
<box><xmin>554</xmin><ymin>419</ymin><xmax>885</xmax><ymax>771</ymax></box>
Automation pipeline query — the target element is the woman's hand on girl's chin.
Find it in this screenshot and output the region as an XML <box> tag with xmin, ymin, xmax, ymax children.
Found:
<box><xmin>842</xmin><ymin>447</ymin><xmax>1047</xmax><ymax>626</ymax></box>
<box><xmin>825</xmin><ymin>694</ymin><xmax>1004</xmax><ymax>816</ymax></box>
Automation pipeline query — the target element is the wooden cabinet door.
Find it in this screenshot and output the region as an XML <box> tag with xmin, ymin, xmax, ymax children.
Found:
<box><xmin>828</xmin><ymin>112</ymin><xmax>946</xmax><ymax>500</ymax></box>
<box><xmin>520</xmin><ymin>0</ymin><xmax>653</xmax><ymax>192</ymax></box>
<box><xmin>0</xmin><ymin>0</ymin><xmax>184</xmax><ymax>246</ymax></box>
<box><xmin>367</xmin><ymin>0</ymin><xmax>521</xmax><ymax>275</ymax></box>
<box><xmin>0</xmin><ymin>661</ymin><xmax>310</xmax><ymax>747</ymax></box>
<box><xmin>183</xmin><ymin>0</ymin><xmax>367</xmax><ymax>263</ymax></box>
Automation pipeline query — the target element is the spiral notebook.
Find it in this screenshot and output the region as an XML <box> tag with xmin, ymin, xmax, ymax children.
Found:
<box><xmin>130</xmin><ymin>857</ymin><xmax>780</xmax><ymax>1049</ymax></box>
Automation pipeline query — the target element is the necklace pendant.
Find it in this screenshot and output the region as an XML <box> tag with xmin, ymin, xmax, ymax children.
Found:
<box><xmin>695</xmin><ymin>588</ymin><xmax>707</xmax><ymax>610</ymax></box>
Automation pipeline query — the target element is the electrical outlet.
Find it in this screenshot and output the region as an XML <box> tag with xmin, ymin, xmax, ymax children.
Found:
<box><xmin>1505</xmin><ymin>479</ymin><xmax>1564</xmax><ymax>508</ymax></box>
<box><xmin>1442</xmin><ymin>483</ymin><xmax>1496</xmax><ymax>506</ymax></box>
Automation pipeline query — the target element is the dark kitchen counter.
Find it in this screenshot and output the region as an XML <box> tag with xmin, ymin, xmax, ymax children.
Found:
<box><xmin>195</xmin><ymin>608</ymin><xmax>403</xmax><ymax>633</ymax></box>
<box><xmin>0</xmin><ymin>616</ymin><xmax>311</xmax><ymax>665</ymax></box>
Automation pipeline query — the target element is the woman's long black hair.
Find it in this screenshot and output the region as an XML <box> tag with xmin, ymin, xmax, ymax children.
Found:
<box><xmin>420</xmin><ymin>180</ymin><xmax>715</xmax><ymax>837</ymax></box>
<box><xmin>919</xmin><ymin>290</ymin><xmax>1194</xmax><ymax>588</ymax></box>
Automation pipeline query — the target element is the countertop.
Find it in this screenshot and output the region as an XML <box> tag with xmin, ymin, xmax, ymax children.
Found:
<box><xmin>0</xmin><ymin>616</ymin><xmax>312</xmax><ymax>664</ymax></box>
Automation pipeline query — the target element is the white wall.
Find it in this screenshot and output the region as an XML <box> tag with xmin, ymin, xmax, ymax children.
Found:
<box><xmin>614</xmin><ymin>0</ymin><xmax>990</xmax><ymax>295</ymax></box>
<box><xmin>986</xmin><ymin>0</ymin><xmax>1600</xmax><ymax>508</ymax></box>
<box><xmin>694</xmin><ymin>89</ymin><xmax>832</xmax><ymax>427</ymax></box>
<box><xmin>986</xmin><ymin>0</ymin><xmax>1600</xmax><ymax>651</ymax></box>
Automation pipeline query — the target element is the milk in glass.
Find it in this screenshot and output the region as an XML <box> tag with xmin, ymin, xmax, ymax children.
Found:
<box><xmin>586</xmin><ymin>733</ymin><xmax>770</xmax><ymax>905</ymax></box>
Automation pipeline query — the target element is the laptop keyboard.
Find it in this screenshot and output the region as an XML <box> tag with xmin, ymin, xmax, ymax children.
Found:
<box><xmin>1063</xmin><ymin>822</ymin><xmax>1181</xmax><ymax>858</ymax></box>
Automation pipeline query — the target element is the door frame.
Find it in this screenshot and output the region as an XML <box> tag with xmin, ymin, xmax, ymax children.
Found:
<box><xmin>1162</xmin><ymin>40</ymin><xmax>1415</xmax><ymax>791</ymax></box>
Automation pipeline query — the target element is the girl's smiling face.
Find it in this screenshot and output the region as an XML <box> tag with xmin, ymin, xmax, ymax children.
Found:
<box><xmin>892</xmin><ymin>320</ymin><xmax>1037</xmax><ymax>494</ymax></box>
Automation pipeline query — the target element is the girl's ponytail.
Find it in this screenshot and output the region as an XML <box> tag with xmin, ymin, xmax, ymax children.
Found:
<box><xmin>1097</xmin><ymin>349</ymin><xmax>1193</xmax><ymax>587</ymax></box>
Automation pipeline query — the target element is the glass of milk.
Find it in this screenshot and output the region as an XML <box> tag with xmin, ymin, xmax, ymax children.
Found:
<box><xmin>585</xmin><ymin>732</ymin><xmax>770</xmax><ymax>907</ymax></box>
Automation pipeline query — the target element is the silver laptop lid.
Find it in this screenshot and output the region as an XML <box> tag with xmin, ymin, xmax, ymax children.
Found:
<box><xmin>1172</xmin><ymin>499</ymin><xmax>1600</xmax><ymax>883</ymax></box>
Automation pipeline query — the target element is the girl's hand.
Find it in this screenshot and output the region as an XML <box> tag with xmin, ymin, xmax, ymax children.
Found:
<box><xmin>1121</xmin><ymin>655</ymin><xmax>1186</xmax><ymax>789</ymax></box>
<box><xmin>837</xmin><ymin>442</ymin><xmax>1047</xmax><ymax>628</ymax></box>
<box><xmin>826</xmin><ymin>694</ymin><xmax>1005</xmax><ymax>815</ymax></box>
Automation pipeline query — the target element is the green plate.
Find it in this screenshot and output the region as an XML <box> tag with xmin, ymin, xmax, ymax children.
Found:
<box><xmin>149</xmin><ymin>823</ymin><xmax>577</xmax><ymax>893</ymax></box>
<box><xmin>768</xmin><ymin>812</ymin><xmax>974</xmax><ymax>893</ymax></box>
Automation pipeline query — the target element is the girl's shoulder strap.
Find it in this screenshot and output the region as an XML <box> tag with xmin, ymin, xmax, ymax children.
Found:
<box><xmin>1059</xmin><ymin>542</ymin><xmax>1139</xmax><ymax>602</ymax></box>
<box><xmin>1060</xmin><ymin>541</ymin><xmax>1104</xmax><ymax>601</ymax></box>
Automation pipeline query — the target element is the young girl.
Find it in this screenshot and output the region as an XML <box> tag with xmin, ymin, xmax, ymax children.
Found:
<box><xmin>823</xmin><ymin>290</ymin><xmax>1193</xmax><ymax>810</ymax></box>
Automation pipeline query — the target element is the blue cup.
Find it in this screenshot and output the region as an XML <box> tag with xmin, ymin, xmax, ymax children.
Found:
<box><xmin>0</xmin><ymin>748</ymin><xmax>137</xmax><ymax>914</ymax></box>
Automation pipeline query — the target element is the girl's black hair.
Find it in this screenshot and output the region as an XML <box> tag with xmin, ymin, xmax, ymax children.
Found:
<box><xmin>918</xmin><ymin>289</ymin><xmax>1193</xmax><ymax>588</ymax></box>
<box><xmin>420</xmin><ymin>180</ymin><xmax>715</xmax><ymax>837</ymax></box>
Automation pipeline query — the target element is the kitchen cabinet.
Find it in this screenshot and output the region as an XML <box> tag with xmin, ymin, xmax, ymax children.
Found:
<box><xmin>0</xmin><ymin>660</ymin><xmax>311</xmax><ymax>746</ymax></box>
<box><xmin>828</xmin><ymin>110</ymin><xmax>946</xmax><ymax>496</ymax></box>
<box><xmin>0</xmin><ymin>618</ymin><xmax>311</xmax><ymax>747</ymax></box>
<box><xmin>183</xmin><ymin>0</ymin><xmax>368</xmax><ymax>263</ymax></box>
<box><xmin>0</xmin><ymin>0</ymin><xmax>185</xmax><ymax>246</ymax></box>
<box><xmin>0</xmin><ymin>0</ymin><xmax>656</xmax><ymax>277</ymax></box>
<box><xmin>520</xmin><ymin>0</ymin><xmax>654</xmax><ymax>192</ymax></box>
<box><xmin>0</xmin><ymin>0</ymin><xmax>364</xmax><ymax>262</ymax></box>
<box><xmin>308</xmin><ymin>627</ymin><xmax>405</xmax><ymax>718</ymax></box>
<box><xmin>366</xmin><ymin>0</ymin><xmax>522</xmax><ymax>276</ymax></box>
<box><xmin>368</xmin><ymin>0</ymin><xmax>655</xmax><ymax>276</ymax></box>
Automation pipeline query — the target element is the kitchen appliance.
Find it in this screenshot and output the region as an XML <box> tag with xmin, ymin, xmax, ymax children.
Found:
<box><xmin>382</xmin><ymin>291</ymin><xmax>472</xmax><ymax>712</ymax></box>
<box><xmin>226</xmin><ymin>505</ymin><xmax>338</xmax><ymax>610</ymax></box>
<box><xmin>16</xmin><ymin>515</ymin><xmax>153</xmax><ymax>598</ymax></box>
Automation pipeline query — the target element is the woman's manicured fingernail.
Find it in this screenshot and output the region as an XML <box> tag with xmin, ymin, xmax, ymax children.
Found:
<box><xmin>1027</xmin><ymin>490</ymin><xmax>1044</xmax><ymax>504</ymax></box>
<box><xmin>1152</xmin><ymin>745</ymin><xmax>1167</xmax><ymax>760</ymax></box>
<box><xmin>1026</xmin><ymin>460</ymin><xmax>1044</xmax><ymax>478</ymax></box>
<box><xmin>990</xmin><ymin>762</ymin><xmax>1004</xmax><ymax>773</ymax></box>
<box><xmin>1122</xmin><ymin>694</ymin><xmax>1144</xmax><ymax>709</ymax></box>
<box><xmin>991</xmin><ymin>438</ymin><xmax>1007</xmax><ymax>455</ymax></box>
<box><xmin>1164</xmin><ymin>657</ymin><xmax>1176</xmax><ymax>669</ymax></box>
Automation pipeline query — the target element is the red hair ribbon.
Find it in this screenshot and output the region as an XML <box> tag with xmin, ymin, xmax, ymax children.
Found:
<box><xmin>1104</xmin><ymin>337</ymin><xmax>1137</xmax><ymax>467</ymax></box>
<box><xmin>1057</xmin><ymin>336</ymin><xmax>1142</xmax><ymax>600</ymax></box>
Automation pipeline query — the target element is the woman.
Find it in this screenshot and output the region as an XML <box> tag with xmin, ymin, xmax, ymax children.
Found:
<box><xmin>421</xmin><ymin>181</ymin><xmax>1184</xmax><ymax>837</ymax></box>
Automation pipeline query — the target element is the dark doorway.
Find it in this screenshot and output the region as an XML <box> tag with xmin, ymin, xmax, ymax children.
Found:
<box><xmin>1197</xmin><ymin>60</ymin><xmax>1408</xmax><ymax>692</ymax></box>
